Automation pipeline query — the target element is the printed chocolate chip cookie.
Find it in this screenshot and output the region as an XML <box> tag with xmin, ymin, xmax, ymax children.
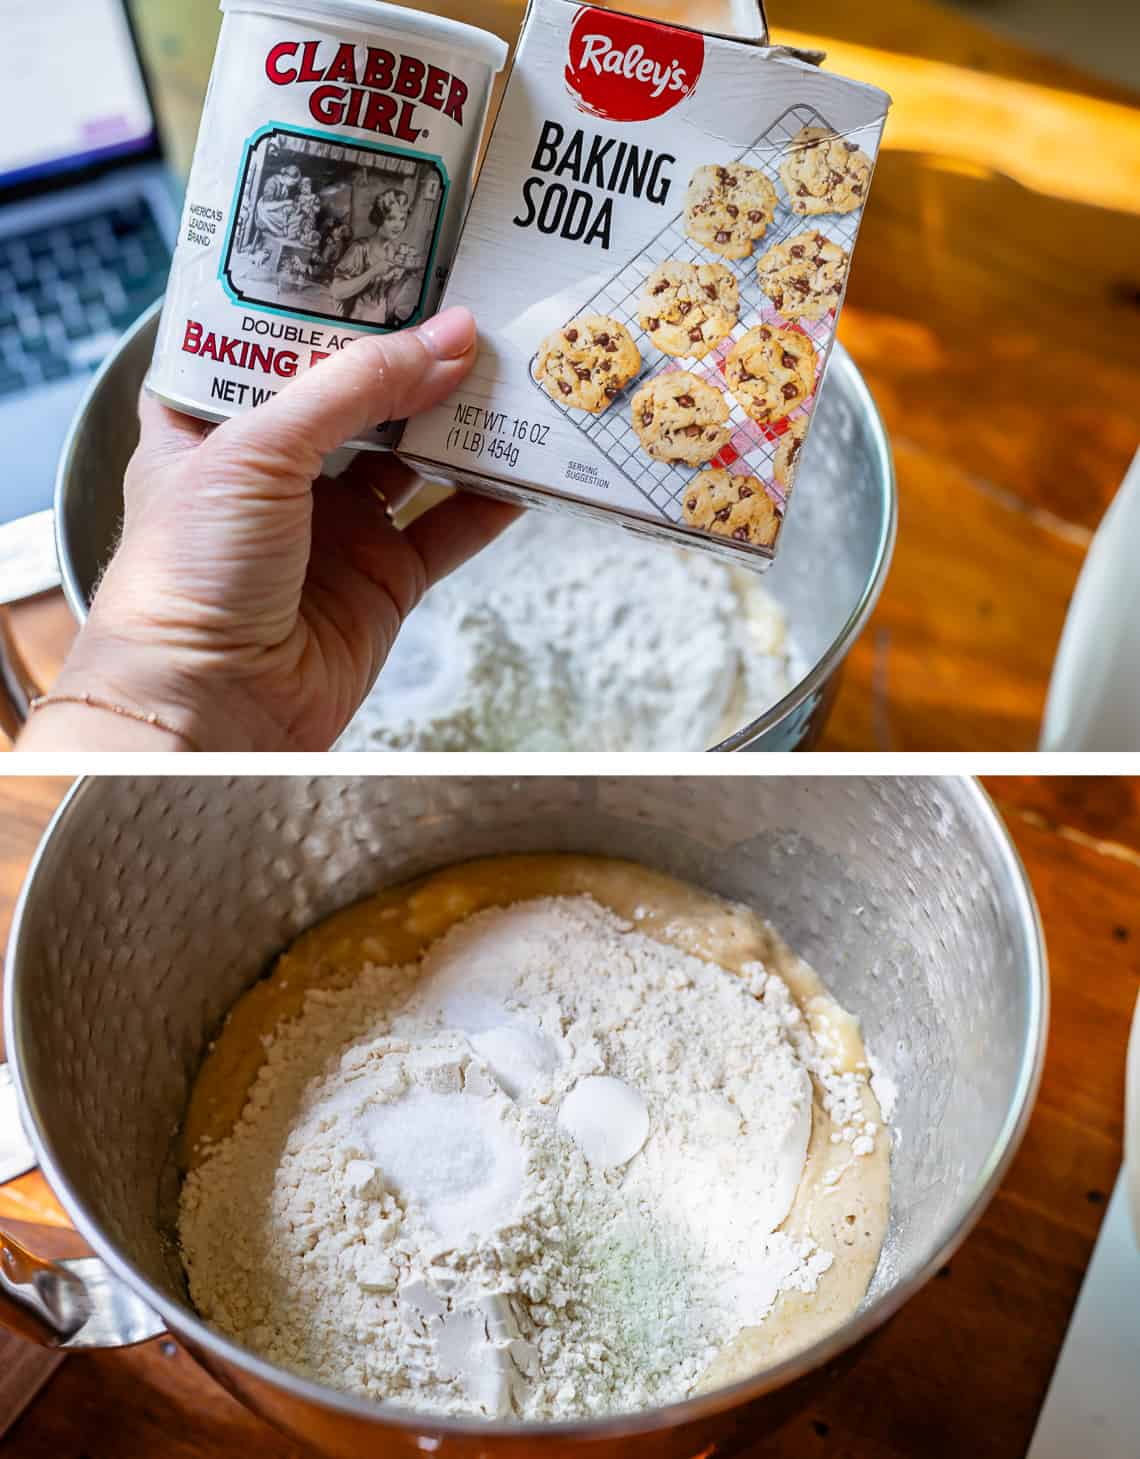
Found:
<box><xmin>779</xmin><ymin>127</ymin><xmax>871</xmax><ymax>216</ymax></box>
<box><xmin>725</xmin><ymin>325</ymin><xmax>817</xmax><ymax>424</ymax></box>
<box><xmin>535</xmin><ymin>314</ymin><xmax>640</xmax><ymax>412</ymax></box>
<box><xmin>637</xmin><ymin>260</ymin><xmax>739</xmax><ymax>360</ymax></box>
<box><xmin>773</xmin><ymin>418</ymin><xmax>807</xmax><ymax>491</ymax></box>
<box><xmin>684</xmin><ymin>163</ymin><xmax>778</xmax><ymax>260</ymax></box>
<box><xmin>683</xmin><ymin>469</ymin><xmax>779</xmax><ymax>547</ymax></box>
<box><xmin>631</xmin><ymin>371</ymin><xmax>731</xmax><ymax>465</ymax></box>
<box><xmin>756</xmin><ymin>230</ymin><xmax>849</xmax><ymax>319</ymax></box>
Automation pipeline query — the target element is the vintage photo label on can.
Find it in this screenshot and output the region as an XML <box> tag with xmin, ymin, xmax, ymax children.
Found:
<box><xmin>221</xmin><ymin>125</ymin><xmax>448</xmax><ymax>331</ymax></box>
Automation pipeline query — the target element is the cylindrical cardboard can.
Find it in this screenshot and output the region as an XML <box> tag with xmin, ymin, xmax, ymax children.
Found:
<box><xmin>146</xmin><ymin>0</ymin><xmax>507</xmax><ymax>448</ymax></box>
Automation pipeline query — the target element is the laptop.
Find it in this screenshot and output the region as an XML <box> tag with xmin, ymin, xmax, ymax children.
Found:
<box><xmin>0</xmin><ymin>0</ymin><xmax>180</xmax><ymax>599</ymax></box>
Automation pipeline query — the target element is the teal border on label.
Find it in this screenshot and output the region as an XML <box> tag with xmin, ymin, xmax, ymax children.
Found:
<box><xmin>218</xmin><ymin>120</ymin><xmax>450</xmax><ymax>333</ymax></box>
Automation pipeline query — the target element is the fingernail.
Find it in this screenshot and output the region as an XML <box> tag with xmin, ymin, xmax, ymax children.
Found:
<box><xmin>417</xmin><ymin>306</ymin><xmax>476</xmax><ymax>360</ymax></box>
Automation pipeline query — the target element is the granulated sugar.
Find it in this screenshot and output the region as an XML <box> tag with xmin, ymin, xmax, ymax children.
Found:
<box><xmin>335</xmin><ymin>514</ymin><xmax>802</xmax><ymax>753</ymax></box>
<box><xmin>179</xmin><ymin>897</ymin><xmax>861</xmax><ymax>1420</ymax></box>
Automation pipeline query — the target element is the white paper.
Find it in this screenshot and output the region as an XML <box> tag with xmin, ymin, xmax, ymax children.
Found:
<box><xmin>1027</xmin><ymin>1176</ymin><xmax>1140</xmax><ymax>1459</ymax></box>
<box><xmin>1128</xmin><ymin>993</ymin><xmax>1140</xmax><ymax>1250</ymax></box>
<box><xmin>0</xmin><ymin>1066</ymin><xmax>37</xmax><ymax>1185</ymax></box>
<box><xmin>1041</xmin><ymin>447</ymin><xmax>1140</xmax><ymax>750</ymax></box>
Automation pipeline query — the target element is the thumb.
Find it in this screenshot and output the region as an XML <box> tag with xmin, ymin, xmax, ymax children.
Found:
<box><xmin>201</xmin><ymin>306</ymin><xmax>476</xmax><ymax>479</ymax></box>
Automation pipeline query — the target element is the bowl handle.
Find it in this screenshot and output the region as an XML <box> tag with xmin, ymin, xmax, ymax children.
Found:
<box><xmin>0</xmin><ymin>1229</ymin><xmax>165</xmax><ymax>1349</ymax></box>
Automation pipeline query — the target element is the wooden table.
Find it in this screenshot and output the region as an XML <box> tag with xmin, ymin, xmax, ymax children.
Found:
<box><xmin>797</xmin><ymin>1</ymin><xmax>1140</xmax><ymax>750</ymax></box>
<box><xmin>4</xmin><ymin>0</ymin><xmax>1139</xmax><ymax>751</ymax></box>
<box><xmin>0</xmin><ymin>773</ymin><xmax>1136</xmax><ymax>1456</ymax></box>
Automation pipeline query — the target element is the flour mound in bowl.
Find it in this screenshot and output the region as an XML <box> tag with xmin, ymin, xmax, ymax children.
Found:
<box><xmin>178</xmin><ymin>870</ymin><xmax>888</xmax><ymax>1422</ymax></box>
<box><xmin>334</xmin><ymin>513</ymin><xmax>803</xmax><ymax>752</ymax></box>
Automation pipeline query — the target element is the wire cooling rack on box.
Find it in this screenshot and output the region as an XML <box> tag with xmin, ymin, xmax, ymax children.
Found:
<box><xmin>529</xmin><ymin>103</ymin><xmax>867</xmax><ymax>529</ymax></box>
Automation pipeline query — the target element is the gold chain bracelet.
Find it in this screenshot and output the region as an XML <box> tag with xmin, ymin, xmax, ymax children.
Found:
<box><xmin>28</xmin><ymin>693</ymin><xmax>202</xmax><ymax>752</ymax></box>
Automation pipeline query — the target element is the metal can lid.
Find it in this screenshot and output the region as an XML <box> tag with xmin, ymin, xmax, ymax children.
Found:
<box><xmin>220</xmin><ymin>0</ymin><xmax>509</xmax><ymax>71</ymax></box>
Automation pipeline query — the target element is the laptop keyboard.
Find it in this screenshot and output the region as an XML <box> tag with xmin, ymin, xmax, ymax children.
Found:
<box><xmin>0</xmin><ymin>196</ymin><xmax>169</xmax><ymax>401</ymax></box>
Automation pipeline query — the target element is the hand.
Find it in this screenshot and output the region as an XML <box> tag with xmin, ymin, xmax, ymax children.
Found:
<box><xmin>18</xmin><ymin>307</ymin><xmax>517</xmax><ymax>752</ymax></box>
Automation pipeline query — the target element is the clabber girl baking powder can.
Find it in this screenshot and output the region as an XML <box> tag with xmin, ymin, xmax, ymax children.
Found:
<box><xmin>146</xmin><ymin>0</ymin><xmax>507</xmax><ymax>448</ymax></box>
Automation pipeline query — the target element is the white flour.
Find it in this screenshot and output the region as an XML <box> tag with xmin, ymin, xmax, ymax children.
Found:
<box><xmin>335</xmin><ymin>514</ymin><xmax>802</xmax><ymax>752</ymax></box>
<box><xmin>179</xmin><ymin>898</ymin><xmax>857</xmax><ymax>1420</ymax></box>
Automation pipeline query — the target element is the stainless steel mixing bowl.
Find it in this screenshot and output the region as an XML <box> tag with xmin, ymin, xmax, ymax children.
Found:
<box><xmin>52</xmin><ymin>303</ymin><xmax>895</xmax><ymax>751</ymax></box>
<box><xmin>3</xmin><ymin>776</ymin><xmax>1045</xmax><ymax>1455</ymax></box>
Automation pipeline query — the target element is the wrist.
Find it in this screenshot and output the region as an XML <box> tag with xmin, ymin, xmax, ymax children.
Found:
<box><xmin>73</xmin><ymin>540</ymin><xmax>301</xmax><ymax>751</ymax></box>
<box><xmin>32</xmin><ymin>624</ymin><xmax>285</xmax><ymax>753</ymax></box>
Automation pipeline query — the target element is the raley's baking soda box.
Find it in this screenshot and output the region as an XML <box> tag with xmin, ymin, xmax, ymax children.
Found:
<box><xmin>398</xmin><ymin>0</ymin><xmax>890</xmax><ymax>564</ymax></box>
<box><xmin>146</xmin><ymin>0</ymin><xmax>507</xmax><ymax>449</ymax></box>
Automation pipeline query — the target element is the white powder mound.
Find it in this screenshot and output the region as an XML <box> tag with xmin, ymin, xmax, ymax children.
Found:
<box><xmin>335</xmin><ymin>513</ymin><xmax>803</xmax><ymax>752</ymax></box>
<box><xmin>179</xmin><ymin>898</ymin><xmax>842</xmax><ymax>1421</ymax></box>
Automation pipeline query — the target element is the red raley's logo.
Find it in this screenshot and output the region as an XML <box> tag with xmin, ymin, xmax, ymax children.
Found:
<box><xmin>565</xmin><ymin>7</ymin><xmax>703</xmax><ymax>123</ymax></box>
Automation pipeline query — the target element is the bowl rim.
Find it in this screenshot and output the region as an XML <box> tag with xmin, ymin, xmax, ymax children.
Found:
<box><xmin>54</xmin><ymin>306</ymin><xmax>898</xmax><ymax>754</ymax></box>
<box><xmin>5</xmin><ymin>775</ymin><xmax>1048</xmax><ymax>1441</ymax></box>
<box><xmin>54</xmin><ymin>300</ymin><xmax>162</xmax><ymax>625</ymax></box>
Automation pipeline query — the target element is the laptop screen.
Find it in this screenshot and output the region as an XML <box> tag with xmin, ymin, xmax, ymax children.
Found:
<box><xmin>0</xmin><ymin>0</ymin><xmax>157</xmax><ymax>191</ymax></box>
